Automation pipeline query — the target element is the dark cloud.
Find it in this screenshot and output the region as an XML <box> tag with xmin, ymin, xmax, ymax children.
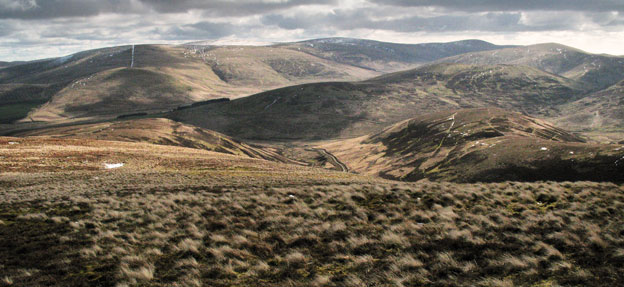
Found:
<box><xmin>262</xmin><ymin>10</ymin><xmax>582</xmax><ymax>33</ymax></box>
<box><xmin>1</xmin><ymin>0</ymin><xmax>624</xmax><ymax>60</ymax></box>
<box><xmin>0</xmin><ymin>0</ymin><xmax>140</xmax><ymax>19</ymax></box>
<box><xmin>146</xmin><ymin>0</ymin><xmax>336</xmax><ymax>16</ymax></box>
<box><xmin>0</xmin><ymin>0</ymin><xmax>336</xmax><ymax>19</ymax></box>
<box><xmin>369</xmin><ymin>0</ymin><xmax>624</xmax><ymax>12</ymax></box>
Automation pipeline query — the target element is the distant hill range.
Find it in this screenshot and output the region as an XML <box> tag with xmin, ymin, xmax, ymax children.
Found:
<box><xmin>2</xmin><ymin>38</ymin><xmax>624</xmax><ymax>144</ymax></box>
<box><xmin>0</xmin><ymin>38</ymin><xmax>510</xmax><ymax>124</ymax></box>
<box><xmin>437</xmin><ymin>43</ymin><xmax>624</xmax><ymax>92</ymax></box>
<box><xmin>275</xmin><ymin>38</ymin><xmax>513</xmax><ymax>72</ymax></box>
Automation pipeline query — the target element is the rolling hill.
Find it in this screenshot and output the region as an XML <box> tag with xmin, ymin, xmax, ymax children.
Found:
<box><xmin>552</xmin><ymin>80</ymin><xmax>624</xmax><ymax>142</ymax></box>
<box><xmin>320</xmin><ymin>108</ymin><xmax>624</xmax><ymax>182</ymax></box>
<box><xmin>15</xmin><ymin>118</ymin><xmax>304</xmax><ymax>165</ymax></box>
<box><xmin>0</xmin><ymin>44</ymin><xmax>378</xmax><ymax>123</ymax></box>
<box><xmin>437</xmin><ymin>43</ymin><xmax>624</xmax><ymax>92</ymax></box>
<box><xmin>169</xmin><ymin>63</ymin><xmax>583</xmax><ymax>140</ymax></box>
<box><xmin>0</xmin><ymin>38</ymin><xmax>511</xmax><ymax>124</ymax></box>
<box><xmin>276</xmin><ymin>37</ymin><xmax>512</xmax><ymax>72</ymax></box>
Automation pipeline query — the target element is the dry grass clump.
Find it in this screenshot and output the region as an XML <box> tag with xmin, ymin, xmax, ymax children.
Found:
<box><xmin>1</xmin><ymin>149</ymin><xmax>623</xmax><ymax>287</ymax></box>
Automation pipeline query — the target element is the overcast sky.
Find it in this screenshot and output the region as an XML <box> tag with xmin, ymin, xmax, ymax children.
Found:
<box><xmin>1</xmin><ymin>0</ymin><xmax>623</xmax><ymax>61</ymax></box>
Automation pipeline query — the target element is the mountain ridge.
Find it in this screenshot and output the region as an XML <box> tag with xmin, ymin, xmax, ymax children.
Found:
<box><xmin>169</xmin><ymin>63</ymin><xmax>584</xmax><ymax>140</ymax></box>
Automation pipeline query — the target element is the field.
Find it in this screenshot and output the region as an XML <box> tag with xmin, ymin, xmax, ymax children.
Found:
<box><xmin>1</xmin><ymin>137</ymin><xmax>624</xmax><ymax>286</ymax></box>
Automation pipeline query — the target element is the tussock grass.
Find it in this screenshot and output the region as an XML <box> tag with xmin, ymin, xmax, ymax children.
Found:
<box><xmin>2</xmin><ymin>180</ymin><xmax>623</xmax><ymax>286</ymax></box>
<box><xmin>1</xmin><ymin>138</ymin><xmax>623</xmax><ymax>286</ymax></box>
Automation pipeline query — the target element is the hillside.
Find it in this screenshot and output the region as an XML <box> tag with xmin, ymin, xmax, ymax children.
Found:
<box><xmin>0</xmin><ymin>44</ymin><xmax>378</xmax><ymax>123</ymax></box>
<box><xmin>552</xmin><ymin>80</ymin><xmax>624</xmax><ymax>143</ymax></box>
<box><xmin>0</xmin><ymin>61</ymin><xmax>23</xmax><ymax>69</ymax></box>
<box><xmin>276</xmin><ymin>38</ymin><xmax>511</xmax><ymax>72</ymax></box>
<box><xmin>438</xmin><ymin>43</ymin><xmax>624</xmax><ymax>91</ymax></box>
<box><xmin>554</xmin><ymin>80</ymin><xmax>624</xmax><ymax>131</ymax></box>
<box><xmin>320</xmin><ymin>108</ymin><xmax>624</xmax><ymax>182</ymax></box>
<box><xmin>15</xmin><ymin>118</ymin><xmax>304</xmax><ymax>164</ymax></box>
<box><xmin>169</xmin><ymin>63</ymin><xmax>583</xmax><ymax>140</ymax></box>
<box><xmin>2</xmin><ymin>136</ymin><xmax>624</xmax><ymax>286</ymax></box>
<box><xmin>0</xmin><ymin>38</ymin><xmax>519</xmax><ymax>123</ymax></box>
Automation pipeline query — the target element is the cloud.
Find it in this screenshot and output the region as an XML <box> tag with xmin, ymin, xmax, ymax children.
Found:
<box><xmin>0</xmin><ymin>0</ymin><xmax>37</xmax><ymax>11</ymax></box>
<box><xmin>0</xmin><ymin>0</ymin><xmax>336</xmax><ymax>19</ymax></box>
<box><xmin>368</xmin><ymin>0</ymin><xmax>624</xmax><ymax>12</ymax></box>
<box><xmin>0</xmin><ymin>0</ymin><xmax>624</xmax><ymax>61</ymax></box>
<box><xmin>262</xmin><ymin>9</ymin><xmax>594</xmax><ymax>33</ymax></box>
<box><xmin>154</xmin><ymin>21</ymin><xmax>243</xmax><ymax>40</ymax></box>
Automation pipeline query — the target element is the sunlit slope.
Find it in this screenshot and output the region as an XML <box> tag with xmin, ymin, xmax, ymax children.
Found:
<box><xmin>438</xmin><ymin>43</ymin><xmax>624</xmax><ymax>92</ymax></box>
<box><xmin>321</xmin><ymin>108</ymin><xmax>624</xmax><ymax>182</ymax></box>
<box><xmin>16</xmin><ymin>118</ymin><xmax>303</xmax><ymax>164</ymax></box>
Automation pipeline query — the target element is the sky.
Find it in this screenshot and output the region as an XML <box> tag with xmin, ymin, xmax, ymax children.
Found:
<box><xmin>1</xmin><ymin>0</ymin><xmax>623</xmax><ymax>61</ymax></box>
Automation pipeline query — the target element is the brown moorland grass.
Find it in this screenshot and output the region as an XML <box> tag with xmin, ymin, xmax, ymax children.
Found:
<box><xmin>321</xmin><ymin>108</ymin><xmax>624</xmax><ymax>183</ymax></box>
<box><xmin>15</xmin><ymin>118</ymin><xmax>307</xmax><ymax>165</ymax></box>
<box><xmin>1</xmin><ymin>137</ymin><xmax>624</xmax><ymax>286</ymax></box>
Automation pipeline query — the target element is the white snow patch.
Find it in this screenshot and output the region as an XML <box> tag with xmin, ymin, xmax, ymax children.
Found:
<box><xmin>540</xmin><ymin>147</ymin><xmax>548</xmax><ymax>151</ymax></box>
<box><xmin>104</xmin><ymin>163</ymin><xmax>124</xmax><ymax>169</ymax></box>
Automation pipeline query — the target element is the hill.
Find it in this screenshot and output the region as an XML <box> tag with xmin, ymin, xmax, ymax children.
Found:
<box><xmin>553</xmin><ymin>80</ymin><xmax>624</xmax><ymax>142</ymax></box>
<box><xmin>554</xmin><ymin>80</ymin><xmax>624</xmax><ymax>130</ymax></box>
<box><xmin>0</xmin><ymin>44</ymin><xmax>378</xmax><ymax>123</ymax></box>
<box><xmin>15</xmin><ymin>118</ymin><xmax>304</xmax><ymax>164</ymax></box>
<box><xmin>0</xmin><ymin>38</ymin><xmax>510</xmax><ymax>123</ymax></box>
<box><xmin>276</xmin><ymin>38</ymin><xmax>512</xmax><ymax>72</ymax></box>
<box><xmin>0</xmin><ymin>61</ymin><xmax>23</xmax><ymax>69</ymax></box>
<box><xmin>2</xmin><ymin>136</ymin><xmax>624</xmax><ymax>286</ymax></box>
<box><xmin>437</xmin><ymin>43</ymin><xmax>624</xmax><ymax>91</ymax></box>
<box><xmin>320</xmin><ymin>108</ymin><xmax>624</xmax><ymax>182</ymax></box>
<box><xmin>169</xmin><ymin>63</ymin><xmax>583</xmax><ymax>140</ymax></box>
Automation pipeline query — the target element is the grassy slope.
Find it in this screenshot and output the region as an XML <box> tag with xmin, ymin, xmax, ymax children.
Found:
<box><xmin>1</xmin><ymin>44</ymin><xmax>379</xmax><ymax>123</ymax></box>
<box><xmin>437</xmin><ymin>43</ymin><xmax>624</xmax><ymax>92</ymax></box>
<box><xmin>276</xmin><ymin>38</ymin><xmax>512</xmax><ymax>72</ymax></box>
<box><xmin>321</xmin><ymin>108</ymin><xmax>624</xmax><ymax>182</ymax></box>
<box><xmin>26</xmin><ymin>67</ymin><xmax>193</xmax><ymax>121</ymax></box>
<box><xmin>16</xmin><ymin>118</ymin><xmax>305</xmax><ymax>165</ymax></box>
<box><xmin>1</xmin><ymin>137</ymin><xmax>624</xmax><ymax>286</ymax></box>
<box><xmin>553</xmin><ymin>80</ymin><xmax>624</xmax><ymax>140</ymax></box>
<box><xmin>169</xmin><ymin>63</ymin><xmax>583</xmax><ymax>140</ymax></box>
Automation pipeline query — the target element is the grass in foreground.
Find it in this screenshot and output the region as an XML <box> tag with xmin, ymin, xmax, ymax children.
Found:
<box><xmin>1</xmin><ymin>137</ymin><xmax>623</xmax><ymax>286</ymax></box>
